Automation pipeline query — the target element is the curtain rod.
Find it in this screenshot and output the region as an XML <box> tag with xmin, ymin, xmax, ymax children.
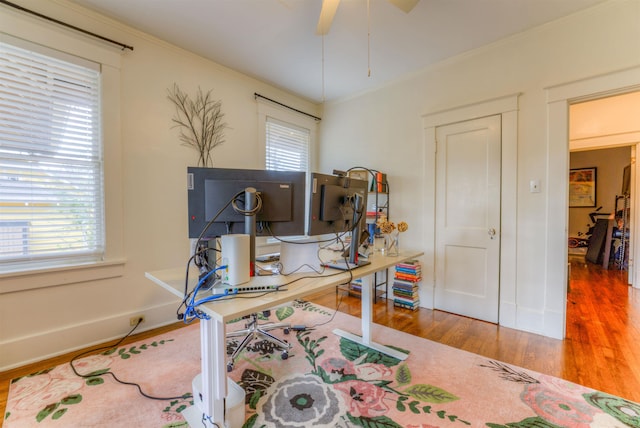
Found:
<box><xmin>254</xmin><ymin>93</ymin><xmax>321</xmax><ymax>121</ymax></box>
<box><xmin>0</xmin><ymin>0</ymin><xmax>134</xmax><ymax>52</ymax></box>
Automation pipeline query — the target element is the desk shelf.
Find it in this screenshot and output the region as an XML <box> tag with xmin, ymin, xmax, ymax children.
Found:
<box><xmin>337</xmin><ymin>269</ymin><xmax>389</xmax><ymax>302</ymax></box>
<box><xmin>344</xmin><ymin>280</ymin><xmax>387</xmax><ymax>302</ymax></box>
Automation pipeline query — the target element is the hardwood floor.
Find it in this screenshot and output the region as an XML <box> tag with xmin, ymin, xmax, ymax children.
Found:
<box><xmin>311</xmin><ymin>257</ymin><xmax>640</xmax><ymax>403</ymax></box>
<box><xmin>2</xmin><ymin>257</ymin><xmax>639</xmax><ymax>419</ymax></box>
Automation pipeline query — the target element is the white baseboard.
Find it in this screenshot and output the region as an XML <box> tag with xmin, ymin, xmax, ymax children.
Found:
<box><xmin>513</xmin><ymin>306</ymin><xmax>545</xmax><ymax>336</ymax></box>
<box><xmin>543</xmin><ymin>308</ymin><xmax>565</xmax><ymax>340</ymax></box>
<box><xmin>499</xmin><ymin>300</ymin><xmax>517</xmax><ymax>328</ymax></box>
<box><xmin>418</xmin><ymin>283</ymin><xmax>434</xmax><ymax>309</ymax></box>
<box><xmin>0</xmin><ymin>302</ymin><xmax>180</xmax><ymax>371</ymax></box>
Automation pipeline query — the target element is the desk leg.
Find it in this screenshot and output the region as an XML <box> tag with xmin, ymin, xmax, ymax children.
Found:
<box><xmin>361</xmin><ymin>271</ymin><xmax>373</xmax><ymax>346</ymax></box>
<box><xmin>333</xmin><ymin>273</ymin><xmax>408</xmax><ymax>361</ymax></box>
<box><xmin>183</xmin><ymin>318</ymin><xmax>226</xmax><ymax>427</ymax></box>
<box><xmin>202</xmin><ymin>318</ymin><xmax>226</xmax><ymax>424</ymax></box>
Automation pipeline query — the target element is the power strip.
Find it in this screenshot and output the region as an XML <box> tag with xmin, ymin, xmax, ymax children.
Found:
<box><xmin>210</xmin><ymin>283</ymin><xmax>281</xmax><ymax>296</ymax></box>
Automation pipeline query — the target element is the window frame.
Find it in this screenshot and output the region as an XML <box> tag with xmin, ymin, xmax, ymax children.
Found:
<box><xmin>265</xmin><ymin>116</ymin><xmax>311</xmax><ymax>172</ymax></box>
<box><xmin>1</xmin><ymin>36</ymin><xmax>105</xmax><ymax>266</ymax></box>
<box><xmin>0</xmin><ymin>15</ymin><xmax>124</xmax><ymax>292</ymax></box>
<box><xmin>257</xmin><ymin>99</ymin><xmax>318</xmax><ymax>243</ymax></box>
<box><xmin>257</xmin><ymin>100</ymin><xmax>317</xmax><ymax>174</ymax></box>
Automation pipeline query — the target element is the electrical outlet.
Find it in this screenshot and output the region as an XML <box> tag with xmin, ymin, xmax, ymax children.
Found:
<box><xmin>130</xmin><ymin>315</ymin><xmax>145</xmax><ymax>326</ymax></box>
<box><xmin>529</xmin><ymin>179</ymin><xmax>541</xmax><ymax>193</ymax></box>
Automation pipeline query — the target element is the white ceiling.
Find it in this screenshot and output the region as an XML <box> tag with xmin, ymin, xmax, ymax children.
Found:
<box><xmin>69</xmin><ymin>0</ymin><xmax>605</xmax><ymax>103</ymax></box>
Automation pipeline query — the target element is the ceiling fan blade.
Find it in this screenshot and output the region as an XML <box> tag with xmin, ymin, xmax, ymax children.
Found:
<box><xmin>388</xmin><ymin>0</ymin><xmax>419</xmax><ymax>13</ymax></box>
<box><xmin>316</xmin><ymin>0</ymin><xmax>341</xmax><ymax>35</ymax></box>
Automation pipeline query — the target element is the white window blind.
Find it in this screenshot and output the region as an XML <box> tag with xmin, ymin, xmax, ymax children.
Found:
<box><xmin>265</xmin><ymin>117</ymin><xmax>309</xmax><ymax>172</ymax></box>
<box><xmin>0</xmin><ymin>39</ymin><xmax>104</xmax><ymax>266</ymax></box>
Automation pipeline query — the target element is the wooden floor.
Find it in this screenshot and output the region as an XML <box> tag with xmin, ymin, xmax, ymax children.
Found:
<box><xmin>311</xmin><ymin>257</ymin><xmax>640</xmax><ymax>403</ymax></box>
<box><xmin>2</xmin><ymin>257</ymin><xmax>640</xmax><ymax>419</ymax></box>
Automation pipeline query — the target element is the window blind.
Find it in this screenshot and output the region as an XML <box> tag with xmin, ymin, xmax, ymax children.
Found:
<box><xmin>265</xmin><ymin>117</ymin><xmax>309</xmax><ymax>172</ymax></box>
<box><xmin>0</xmin><ymin>40</ymin><xmax>104</xmax><ymax>265</ymax></box>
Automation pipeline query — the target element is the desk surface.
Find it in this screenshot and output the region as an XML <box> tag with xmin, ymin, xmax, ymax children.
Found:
<box><xmin>146</xmin><ymin>250</ymin><xmax>422</xmax><ymax>323</ymax></box>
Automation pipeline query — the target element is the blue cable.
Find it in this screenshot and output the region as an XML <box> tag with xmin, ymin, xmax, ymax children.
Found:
<box><xmin>183</xmin><ymin>265</ymin><xmax>230</xmax><ymax>324</ymax></box>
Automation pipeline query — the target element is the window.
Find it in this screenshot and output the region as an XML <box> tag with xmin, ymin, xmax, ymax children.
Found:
<box><xmin>258</xmin><ymin>101</ymin><xmax>317</xmax><ymax>244</ymax></box>
<box><xmin>0</xmin><ymin>39</ymin><xmax>104</xmax><ymax>269</ymax></box>
<box><xmin>265</xmin><ymin>117</ymin><xmax>310</xmax><ymax>172</ymax></box>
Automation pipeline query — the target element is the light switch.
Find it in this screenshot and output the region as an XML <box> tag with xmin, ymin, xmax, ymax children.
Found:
<box><xmin>530</xmin><ymin>179</ymin><xmax>541</xmax><ymax>193</ymax></box>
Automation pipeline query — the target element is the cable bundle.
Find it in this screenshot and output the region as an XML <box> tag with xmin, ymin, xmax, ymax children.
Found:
<box><xmin>182</xmin><ymin>265</ymin><xmax>232</xmax><ymax>324</ymax></box>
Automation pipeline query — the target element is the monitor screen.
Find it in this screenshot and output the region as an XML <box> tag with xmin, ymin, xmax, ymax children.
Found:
<box><xmin>187</xmin><ymin>167</ymin><xmax>306</xmax><ymax>240</ymax></box>
<box><xmin>307</xmin><ymin>172</ymin><xmax>368</xmax><ymax>237</ymax></box>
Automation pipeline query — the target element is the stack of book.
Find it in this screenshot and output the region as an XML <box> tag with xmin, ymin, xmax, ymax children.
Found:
<box><xmin>393</xmin><ymin>260</ymin><xmax>421</xmax><ymax>310</ymax></box>
<box><xmin>349</xmin><ymin>278</ymin><xmax>362</xmax><ymax>294</ymax></box>
<box><xmin>369</xmin><ymin>172</ymin><xmax>388</xmax><ymax>193</ymax></box>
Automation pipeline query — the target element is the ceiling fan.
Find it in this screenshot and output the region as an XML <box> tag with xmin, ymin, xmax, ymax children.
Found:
<box><xmin>316</xmin><ymin>0</ymin><xmax>420</xmax><ymax>35</ymax></box>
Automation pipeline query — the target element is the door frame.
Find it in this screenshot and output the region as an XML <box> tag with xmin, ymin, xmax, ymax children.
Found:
<box><xmin>547</xmin><ymin>66</ymin><xmax>640</xmax><ymax>339</ymax></box>
<box><xmin>422</xmin><ymin>94</ymin><xmax>519</xmax><ymax>328</ymax></box>
<box><xmin>433</xmin><ymin>115</ymin><xmax>502</xmax><ymax>323</ymax></box>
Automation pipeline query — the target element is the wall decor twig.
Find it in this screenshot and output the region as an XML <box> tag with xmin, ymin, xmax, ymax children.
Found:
<box><xmin>168</xmin><ymin>84</ymin><xmax>228</xmax><ymax>167</ymax></box>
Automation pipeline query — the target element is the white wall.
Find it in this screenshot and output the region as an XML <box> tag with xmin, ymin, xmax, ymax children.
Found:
<box><xmin>319</xmin><ymin>0</ymin><xmax>640</xmax><ymax>336</ymax></box>
<box><xmin>570</xmin><ymin>91</ymin><xmax>640</xmax><ymax>151</ymax></box>
<box><xmin>0</xmin><ymin>0</ymin><xmax>319</xmax><ymax>370</ymax></box>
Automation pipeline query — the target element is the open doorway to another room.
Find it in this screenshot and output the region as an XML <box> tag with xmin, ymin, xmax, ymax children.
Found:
<box><xmin>568</xmin><ymin>146</ymin><xmax>631</xmax><ymax>273</ymax></box>
<box><xmin>568</xmin><ymin>91</ymin><xmax>640</xmax><ymax>285</ymax></box>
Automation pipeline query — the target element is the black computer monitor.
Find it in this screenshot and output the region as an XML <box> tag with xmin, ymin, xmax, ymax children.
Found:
<box><xmin>307</xmin><ymin>172</ymin><xmax>368</xmax><ymax>265</ymax></box>
<box><xmin>187</xmin><ymin>167</ymin><xmax>306</xmax><ymax>271</ymax></box>
<box><xmin>188</xmin><ymin>167</ymin><xmax>306</xmax><ymax>239</ymax></box>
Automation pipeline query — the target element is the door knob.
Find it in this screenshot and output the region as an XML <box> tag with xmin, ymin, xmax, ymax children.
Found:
<box><xmin>488</xmin><ymin>228</ymin><xmax>496</xmax><ymax>239</ymax></box>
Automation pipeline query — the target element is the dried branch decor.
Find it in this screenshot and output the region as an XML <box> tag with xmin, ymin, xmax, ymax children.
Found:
<box><xmin>167</xmin><ymin>84</ymin><xmax>227</xmax><ymax>167</ymax></box>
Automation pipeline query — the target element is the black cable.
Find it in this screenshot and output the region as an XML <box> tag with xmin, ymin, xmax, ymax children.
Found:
<box><xmin>211</xmin><ymin>290</ymin><xmax>289</xmax><ymax>301</ymax></box>
<box><xmin>69</xmin><ymin>321</ymin><xmax>190</xmax><ymax>401</ymax></box>
<box><xmin>178</xmin><ymin>248</ymin><xmax>213</xmax><ymax>320</ymax></box>
<box><xmin>201</xmin><ymin>413</ymin><xmax>222</xmax><ymax>428</ymax></box>
<box><xmin>182</xmin><ymin>189</ymin><xmax>260</xmax><ymax>319</ymax></box>
<box><xmin>195</xmin><ymin>190</ymin><xmax>244</xmax><ymax>266</ymax></box>
<box><xmin>307</xmin><ymin>290</ymin><xmax>346</xmax><ymax>329</ymax></box>
<box><xmin>263</xmin><ymin>221</ymin><xmax>348</xmax><ymax>246</ymax></box>
<box><xmin>346</xmin><ymin>165</ymin><xmax>391</xmax><ymax>220</ymax></box>
<box><xmin>183</xmin><ymin>252</ymin><xmax>198</xmax><ymax>300</ymax></box>
<box><xmin>231</xmin><ymin>190</ymin><xmax>263</xmax><ymax>216</ymax></box>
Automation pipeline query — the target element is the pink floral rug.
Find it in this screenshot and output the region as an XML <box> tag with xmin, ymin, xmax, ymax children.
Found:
<box><xmin>4</xmin><ymin>301</ymin><xmax>640</xmax><ymax>427</ymax></box>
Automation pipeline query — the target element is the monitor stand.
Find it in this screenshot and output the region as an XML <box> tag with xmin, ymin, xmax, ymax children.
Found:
<box><xmin>244</xmin><ymin>187</ymin><xmax>257</xmax><ymax>276</ymax></box>
<box><xmin>325</xmin><ymin>193</ymin><xmax>371</xmax><ymax>271</ymax></box>
<box><xmin>323</xmin><ymin>259</ymin><xmax>371</xmax><ymax>271</ymax></box>
<box><xmin>280</xmin><ymin>239</ymin><xmax>321</xmax><ymax>274</ymax></box>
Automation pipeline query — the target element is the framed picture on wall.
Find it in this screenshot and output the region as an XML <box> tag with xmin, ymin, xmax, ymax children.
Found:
<box><xmin>569</xmin><ymin>167</ymin><xmax>597</xmax><ymax>207</ymax></box>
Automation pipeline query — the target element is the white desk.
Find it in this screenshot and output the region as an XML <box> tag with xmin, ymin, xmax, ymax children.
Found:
<box><xmin>146</xmin><ymin>249</ymin><xmax>423</xmax><ymax>427</ymax></box>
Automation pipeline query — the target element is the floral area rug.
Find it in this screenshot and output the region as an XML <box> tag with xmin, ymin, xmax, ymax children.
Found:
<box><xmin>5</xmin><ymin>301</ymin><xmax>640</xmax><ymax>427</ymax></box>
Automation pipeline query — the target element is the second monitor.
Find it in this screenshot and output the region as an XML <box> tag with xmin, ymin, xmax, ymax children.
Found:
<box><xmin>308</xmin><ymin>172</ymin><xmax>369</xmax><ymax>267</ymax></box>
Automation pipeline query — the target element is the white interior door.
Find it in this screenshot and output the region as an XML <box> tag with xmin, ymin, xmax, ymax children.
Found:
<box><xmin>434</xmin><ymin>115</ymin><xmax>501</xmax><ymax>323</ymax></box>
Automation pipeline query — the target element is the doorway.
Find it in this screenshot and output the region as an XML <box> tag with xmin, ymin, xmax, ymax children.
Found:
<box><xmin>568</xmin><ymin>146</ymin><xmax>633</xmax><ymax>274</ymax></box>
<box><xmin>547</xmin><ymin>67</ymin><xmax>640</xmax><ymax>339</ymax></box>
<box><xmin>568</xmin><ymin>91</ymin><xmax>640</xmax><ymax>284</ymax></box>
